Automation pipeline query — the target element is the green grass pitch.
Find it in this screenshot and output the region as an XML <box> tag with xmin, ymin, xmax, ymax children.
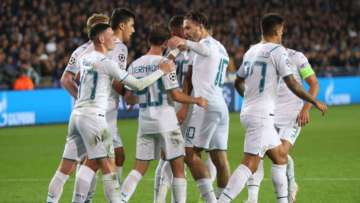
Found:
<box><xmin>0</xmin><ymin>105</ymin><xmax>359</xmax><ymax>203</ymax></box>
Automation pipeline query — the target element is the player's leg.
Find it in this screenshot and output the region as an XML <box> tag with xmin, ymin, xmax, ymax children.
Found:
<box><xmin>162</xmin><ymin>129</ymin><xmax>186</xmax><ymax>203</ymax></box>
<box><xmin>47</xmin><ymin>159</ymin><xmax>77</xmax><ymax>203</ymax></box>
<box><xmin>208</xmin><ymin>109</ymin><xmax>230</xmax><ymax>198</ymax></box>
<box><xmin>218</xmin><ymin>153</ymin><xmax>261</xmax><ymax>203</ymax></box>
<box><xmin>205</xmin><ymin>155</ymin><xmax>217</xmax><ymax>183</ymax></box>
<box><xmin>154</xmin><ymin>152</ymin><xmax>172</xmax><ymax>203</ymax></box>
<box><xmin>218</xmin><ymin>115</ymin><xmax>270</xmax><ymax>203</ymax></box>
<box><xmin>72</xmin><ymin>115</ymin><xmax>120</xmax><ymax>203</ymax></box>
<box><xmin>120</xmin><ymin>132</ymin><xmax>156</xmax><ymax>202</ymax></box>
<box><xmin>278</xmin><ymin>123</ymin><xmax>301</xmax><ymax>203</ymax></box>
<box><xmin>185</xmin><ymin>107</ymin><xmax>217</xmax><ymax>203</ymax></box>
<box><xmin>245</xmin><ymin>159</ymin><xmax>264</xmax><ymax>203</ymax></box>
<box><xmin>48</xmin><ymin>116</ymin><xmax>83</xmax><ymax>203</ymax></box>
<box><xmin>266</xmin><ymin>143</ymin><xmax>289</xmax><ymax>203</ymax></box>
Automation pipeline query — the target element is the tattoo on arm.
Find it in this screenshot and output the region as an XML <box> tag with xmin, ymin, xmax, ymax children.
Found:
<box><xmin>234</xmin><ymin>77</ymin><xmax>245</xmax><ymax>97</ymax></box>
<box><xmin>284</xmin><ymin>75</ymin><xmax>316</xmax><ymax>105</ymax></box>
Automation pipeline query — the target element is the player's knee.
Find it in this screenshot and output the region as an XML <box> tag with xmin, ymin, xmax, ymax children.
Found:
<box><xmin>114</xmin><ymin>147</ymin><xmax>125</xmax><ymax>166</ymax></box>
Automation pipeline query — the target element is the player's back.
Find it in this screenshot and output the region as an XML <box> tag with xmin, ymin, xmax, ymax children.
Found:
<box><xmin>174</xmin><ymin>50</ymin><xmax>193</xmax><ymax>90</ymax></box>
<box><xmin>275</xmin><ymin>49</ymin><xmax>312</xmax><ymax>124</ymax></box>
<box><xmin>128</xmin><ymin>55</ymin><xmax>179</xmax><ymax>134</ymax></box>
<box><xmin>65</xmin><ymin>41</ymin><xmax>94</xmax><ymax>74</ymax></box>
<box><xmin>192</xmin><ymin>36</ymin><xmax>229</xmax><ymax>111</ymax></box>
<box><xmin>239</xmin><ymin>42</ymin><xmax>292</xmax><ymax>118</ymax></box>
<box><xmin>73</xmin><ymin>51</ymin><xmax>115</xmax><ymax>116</ymax></box>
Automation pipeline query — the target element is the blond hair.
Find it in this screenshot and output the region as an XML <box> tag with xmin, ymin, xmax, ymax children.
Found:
<box><xmin>86</xmin><ymin>13</ymin><xmax>109</xmax><ymax>33</ymax></box>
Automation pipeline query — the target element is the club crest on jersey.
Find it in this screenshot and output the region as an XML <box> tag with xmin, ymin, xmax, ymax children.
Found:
<box><xmin>69</xmin><ymin>57</ymin><xmax>76</xmax><ymax>65</ymax></box>
<box><xmin>118</xmin><ymin>54</ymin><xmax>126</xmax><ymax>62</ymax></box>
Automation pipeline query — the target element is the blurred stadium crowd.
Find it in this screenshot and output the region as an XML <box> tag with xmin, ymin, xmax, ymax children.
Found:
<box><xmin>0</xmin><ymin>0</ymin><xmax>359</xmax><ymax>90</ymax></box>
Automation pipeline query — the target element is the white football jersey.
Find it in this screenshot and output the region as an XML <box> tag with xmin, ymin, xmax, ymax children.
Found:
<box><xmin>191</xmin><ymin>36</ymin><xmax>229</xmax><ymax>111</ymax></box>
<box><xmin>64</xmin><ymin>39</ymin><xmax>128</xmax><ymax>114</ymax></box>
<box><xmin>128</xmin><ymin>55</ymin><xmax>179</xmax><ymax>134</ymax></box>
<box><xmin>106</xmin><ymin>38</ymin><xmax>128</xmax><ymax>113</ymax></box>
<box><xmin>65</xmin><ymin>41</ymin><xmax>94</xmax><ymax>74</ymax></box>
<box><xmin>237</xmin><ymin>42</ymin><xmax>293</xmax><ymax>117</ymax></box>
<box><xmin>174</xmin><ymin>50</ymin><xmax>194</xmax><ymax>89</ymax></box>
<box><xmin>73</xmin><ymin>51</ymin><xmax>129</xmax><ymax>116</ymax></box>
<box><xmin>275</xmin><ymin>49</ymin><xmax>315</xmax><ymax>125</ymax></box>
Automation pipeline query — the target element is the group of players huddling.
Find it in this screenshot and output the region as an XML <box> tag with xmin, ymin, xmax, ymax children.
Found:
<box><xmin>46</xmin><ymin>8</ymin><xmax>327</xmax><ymax>203</ymax></box>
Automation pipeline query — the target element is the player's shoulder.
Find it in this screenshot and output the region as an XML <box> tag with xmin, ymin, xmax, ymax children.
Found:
<box><xmin>71</xmin><ymin>41</ymin><xmax>93</xmax><ymax>57</ymax></box>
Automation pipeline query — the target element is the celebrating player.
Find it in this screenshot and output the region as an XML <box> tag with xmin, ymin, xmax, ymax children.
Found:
<box><xmin>218</xmin><ymin>13</ymin><xmax>327</xmax><ymax>203</ymax></box>
<box><xmin>167</xmin><ymin>11</ymin><xmax>231</xmax><ymax>202</ymax></box>
<box><xmin>119</xmin><ymin>24</ymin><xmax>208</xmax><ymax>203</ymax></box>
<box><xmin>245</xmin><ymin>48</ymin><xmax>319</xmax><ymax>203</ymax></box>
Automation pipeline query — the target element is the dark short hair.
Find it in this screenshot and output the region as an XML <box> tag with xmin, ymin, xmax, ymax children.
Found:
<box><xmin>184</xmin><ymin>11</ymin><xmax>208</xmax><ymax>29</ymax></box>
<box><xmin>110</xmin><ymin>8</ymin><xmax>135</xmax><ymax>30</ymax></box>
<box><xmin>261</xmin><ymin>13</ymin><xmax>284</xmax><ymax>37</ymax></box>
<box><xmin>168</xmin><ymin>15</ymin><xmax>184</xmax><ymax>30</ymax></box>
<box><xmin>148</xmin><ymin>24</ymin><xmax>170</xmax><ymax>46</ymax></box>
<box><xmin>88</xmin><ymin>23</ymin><xmax>111</xmax><ymax>41</ymax></box>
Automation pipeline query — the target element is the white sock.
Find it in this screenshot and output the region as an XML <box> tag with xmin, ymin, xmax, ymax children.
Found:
<box><xmin>103</xmin><ymin>173</ymin><xmax>121</xmax><ymax>202</ymax></box>
<box><xmin>172</xmin><ymin>178</ymin><xmax>187</xmax><ymax>203</ymax></box>
<box><xmin>47</xmin><ymin>170</ymin><xmax>69</xmax><ymax>203</ymax></box>
<box><xmin>206</xmin><ymin>157</ymin><xmax>217</xmax><ymax>183</ymax></box>
<box><xmin>154</xmin><ymin>159</ymin><xmax>165</xmax><ymax>203</ymax></box>
<box><xmin>216</xmin><ymin>187</ymin><xmax>225</xmax><ymax>199</ymax></box>
<box><xmin>246</xmin><ymin>159</ymin><xmax>264</xmax><ymax>203</ymax></box>
<box><xmin>218</xmin><ymin>164</ymin><xmax>252</xmax><ymax>203</ymax></box>
<box><xmin>272</xmin><ymin>164</ymin><xmax>288</xmax><ymax>203</ymax></box>
<box><xmin>158</xmin><ymin>161</ymin><xmax>173</xmax><ymax>203</ymax></box>
<box><xmin>117</xmin><ymin>166</ymin><xmax>123</xmax><ymax>185</ymax></box>
<box><xmin>286</xmin><ymin>155</ymin><xmax>296</xmax><ymax>189</ymax></box>
<box><xmin>120</xmin><ymin>170</ymin><xmax>143</xmax><ymax>202</ymax></box>
<box><xmin>84</xmin><ymin>172</ymin><xmax>97</xmax><ymax>203</ymax></box>
<box><xmin>196</xmin><ymin>178</ymin><xmax>217</xmax><ymax>203</ymax></box>
<box><xmin>72</xmin><ymin>165</ymin><xmax>95</xmax><ymax>203</ymax></box>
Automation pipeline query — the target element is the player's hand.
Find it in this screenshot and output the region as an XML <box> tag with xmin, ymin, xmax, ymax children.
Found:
<box><xmin>124</xmin><ymin>91</ymin><xmax>138</xmax><ymax>105</ymax></box>
<box><xmin>159</xmin><ymin>60</ymin><xmax>175</xmax><ymax>74</ymax></box>
<box><xmin>168</xmin><ymin>36</ymin><xmax>186</xmax><ymax>50</ymax></box>
<box><xmin>196</xmin><ymin>97</ymin><xmax>208</xmax><ymax>109</ymax></box>
<box><xmin>296</xmin><ymin>109</ymin><xmax>310</xmax><ymax>127</ymax></box>
<box><xmin>176</xmin><ymin>105</ymin><xmax>188</xmax><ymax>124</ymax></box>
<box><xmin>314</xmin><ymin>100</ymin><xmax>328</xmax><ymax>116</ymax></box>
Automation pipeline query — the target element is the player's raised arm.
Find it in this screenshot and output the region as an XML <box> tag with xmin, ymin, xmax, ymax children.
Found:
<box><xmin>107</xmin><ymin>59</ymin><xmax>174</xmax><ymax>91</ymax></box>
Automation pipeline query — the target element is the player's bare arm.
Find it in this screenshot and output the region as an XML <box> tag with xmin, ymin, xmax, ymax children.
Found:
<box><xmin>170</xmin><ymin>89</ymin><xmax>208</xmax><ymax>109</ymax></box>
<box><xmin>297</xmin><ymin>74</ymin><xmax>320</xmax><ymax>126</ymax></box>
<box><xmin>234</xmin><ymin>76</ymin><xmax>245</xmax><ymax>97</ymax></box>
<box><xmin>283</xmin><ymin>75</ymin><xmax>327</xmax><ymax>115</ymax></box>
<box><xmin>60</xmin><ymin>71</ymin><xmax>78</xmax><ymax>98</ymax></box>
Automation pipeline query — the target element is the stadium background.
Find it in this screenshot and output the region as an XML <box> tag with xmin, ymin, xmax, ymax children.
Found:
<box><xmin>0</xmin><ymin>0</ymin><xmax>359</xmax><ymax>202</ymax></box>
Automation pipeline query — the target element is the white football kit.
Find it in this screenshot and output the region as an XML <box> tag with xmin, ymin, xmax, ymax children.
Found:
<box><xmin>62</xmin><ymin>39</ymin><xmax>127</xmax><ymax>161</ymax></box>
<box><xmin>128</xmin><ymin>55</ymin><xmax>185</xmax><ymax>161</ymax></box>
<box><xmin>185</xmin><ymin>36</ymin><xmax>229</xmax><ymax>151</ymax></box>
<box><xmin>63</xmin><ymin>51</ymin><xmax>164</xmax><ymax>160</ymax></box>
<box><xmin>237</xmin><ymin>42</ymin><xmax>293</xmax><ymax>157</ymax></box>
<box><xmin>275</xmin><ymin>49</ymin><xmax>315</xmax><ymax>145</ymax></box>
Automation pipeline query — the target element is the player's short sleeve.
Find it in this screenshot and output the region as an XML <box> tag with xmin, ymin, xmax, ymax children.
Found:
<box><xmin>104</xmin><ymin>59</ymin><xmax>129</xmax><ymax>82</ymax></box>
<box><xmin>112</xmin><ymin>44</ymin><xmax>128</xmax><ymax>70</ymax></box>
<box><xmin>294</xmin><ymin>52</ymin><xmax>315</xmax><ymax>80</ymax></box>
<box><xmin>272</xmin><ymin>46</ymin><xmax>294</xmax><ymax>78</ymax></box>
<box><xmin>162</xmin><ymin>70</ymin><xmax>179</xmax><ymax>90</ymax></box>
<box><xmin>236</xmin><ymin>61</ymin><xmax>247</xmax><ymax>78</ymax></box>
<box><xmin>65</xmin><ymin>52</ymin><xmax>79</xmax><ymax>74</ymax></box>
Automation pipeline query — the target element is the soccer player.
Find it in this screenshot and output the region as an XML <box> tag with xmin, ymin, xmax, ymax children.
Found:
<box><xmin>48</xmin><ymin>23</ymin><xmax>173</xmax><ymax>203</ymax></box>
<box><xmin>167</xmin><ymin>11</ymin><xmax>231</xmax><ymax>202</ymax></box>
<box><xmin>47</xmin><ymin>13</ymin><xmax>109</xmax><ymax>203</ymax></box>
<box><xmin>119</xmin><ymin>24</ymin><xmax>208</xmax><ymax>203</ymax></box>
<box><xmin>105</xmin><ymin>8</ymin><xmax>136</xmax><ymax>185</ymax></box>
<box><xmin>154</xmin><ymin>15</ymin><xmax>218</xmax><ymax>203</ymax></box>
<box><xmin>245</xmin><ymin>48</ymin><xmax>319</xmax><ymax>203</ymax></box>
<box><xmin>218</xmin><ymin>13</ymin><xmax>327</xmax><ymax>203</ymax></box>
